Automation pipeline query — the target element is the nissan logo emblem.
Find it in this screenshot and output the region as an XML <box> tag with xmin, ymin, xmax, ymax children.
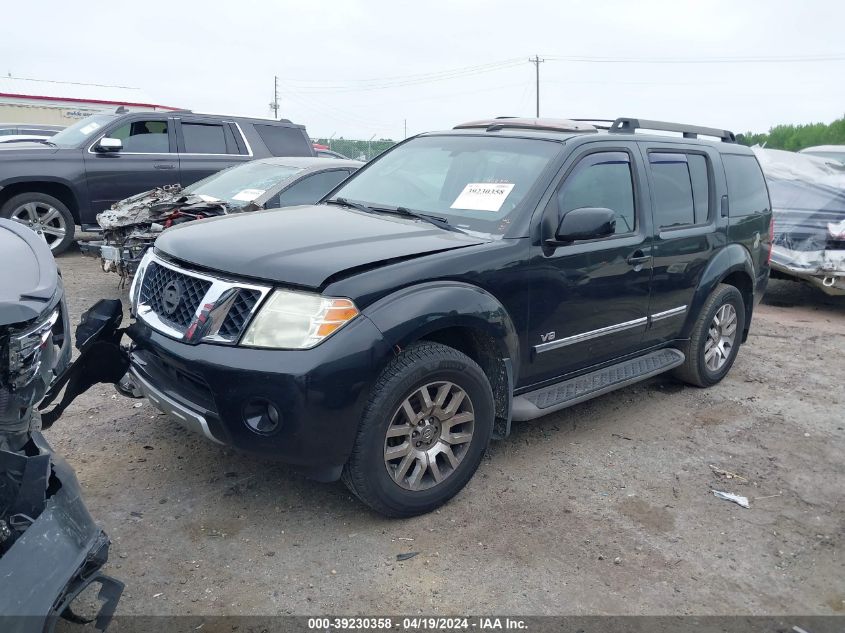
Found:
<box><xmin>161</xmin><ymin>280</ymin><xmax>184</xmax><ymax>316</ymax></box>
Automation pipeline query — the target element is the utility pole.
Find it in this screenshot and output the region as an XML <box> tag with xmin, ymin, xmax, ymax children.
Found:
<box><xmin>269</xmin><ymin>75</ymin><xmax>280</xmax><ymax>119</ymax></box>
<box><xmin>529</xmin><ymin>55</ymin><xmax>544</xmax><ymax>118</ymax></box>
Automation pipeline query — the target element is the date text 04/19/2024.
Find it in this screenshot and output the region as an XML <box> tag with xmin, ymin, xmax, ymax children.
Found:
<box><xmin>306</xmin><ymin>617</ymin><xmax>528</xmax><ymax>630</ymax></box>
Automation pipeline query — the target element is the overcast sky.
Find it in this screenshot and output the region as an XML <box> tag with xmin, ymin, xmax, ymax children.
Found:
<box><xmin>4</xmin><ymin>0</ymin><xmax>843</xmax><ymax>140</ymax></box>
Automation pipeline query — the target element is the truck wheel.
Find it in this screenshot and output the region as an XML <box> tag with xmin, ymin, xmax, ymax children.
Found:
<box><xmin>1</xmin><ymin>192</ymin><xmax>75</xmax><ymax>254</ymax></box>
<box><xmin>674</xmin><ymin>283</ymin><xmax>745</xmax><ymax>388</ymax></box>
<box><xmin>342</xmin><ymin>341</ymin><xmax>494</xmax><ymax>517</ymax></box>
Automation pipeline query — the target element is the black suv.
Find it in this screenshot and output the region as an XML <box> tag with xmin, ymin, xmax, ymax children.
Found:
<box><xmin>123</xmin><ymin>117</ymin><xmax>772</xmax><ymax>517</ymax></box>
<box><xmin>0</xmin><ymin>109</ymin><xmax>314</xmax><ymax>253</ymax></box>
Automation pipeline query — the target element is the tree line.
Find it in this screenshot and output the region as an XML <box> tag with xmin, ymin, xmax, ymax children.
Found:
<box><xmin>737</xmin><ymin>116</ymin><xmax>845</xmax><ymax>150</ymax></box>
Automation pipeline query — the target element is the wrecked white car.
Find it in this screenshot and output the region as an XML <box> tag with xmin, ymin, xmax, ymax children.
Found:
<box><xmin>80</xmin><ymin>157</ymin><xmax>361</xmax><ymax>280</ymax></box>
<box><xmin>754</xmin><ymin>147</ymin><xmax>845</xmax><ymax>295</ymax></box>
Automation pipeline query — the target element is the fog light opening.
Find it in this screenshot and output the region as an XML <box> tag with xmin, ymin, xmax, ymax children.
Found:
<box><xmin>243</xmin><ymin>399</ymin><xmax>281</xmax><ymax>435</ymax></box>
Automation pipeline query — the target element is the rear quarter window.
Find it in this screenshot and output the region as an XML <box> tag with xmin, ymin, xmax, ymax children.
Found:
<box><xmin>723</xmin><ymin>154</ymin><xmax>770</xmax><ymax>216</ymax></box>
<box><xmin>254</xmin><ymin>124</ymin><xmax>313</xmax><ymax>157</ymax></box>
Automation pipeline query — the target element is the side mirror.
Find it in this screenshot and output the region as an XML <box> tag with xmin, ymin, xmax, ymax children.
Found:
<box><xmin>96</xmin><ymin>137</ymin><xmax>123</xmax><ymax>152</ymax></box>
<box><xmin>547</xmin><ymin>207</ymin><xmax>616</xmax><ymax>246</ymax></box>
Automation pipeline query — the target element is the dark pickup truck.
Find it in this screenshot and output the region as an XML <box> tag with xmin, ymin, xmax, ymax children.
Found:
<box><xmin>0</xmin><ymin>109</ymin><xmax>315</xmax><ymax>253</ymax></box>
<box><xmin>122</xmin><ymin>117</ymin><xmax>772</xmax><ymax>517</ymax></box>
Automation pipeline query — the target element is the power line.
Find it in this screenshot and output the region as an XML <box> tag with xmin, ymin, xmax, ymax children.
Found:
<box><xmin>282</xmin><ymin>57</ymin><xmax>523</xmax><ymax>86</ymax></box>
<box><xmin>282</xmin><ymin>59</ymin><xmax>525</xmax><ymax>93</ymax></box>
<box><xmin>543</xmin><ymin>53</ymin><xmax>845</xmax><ymax>64</ymax></box>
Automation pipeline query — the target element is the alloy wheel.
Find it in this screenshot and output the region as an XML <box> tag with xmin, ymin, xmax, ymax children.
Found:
<box><xmin>383</xmin><ymin>381</ymin><xmax>475</xmax><ymax>491</ymax></box>
<box><xmin>704</xmin><ymin>303</ymin><xmax>738</xmax><ymax>371</ymax></box>
<box><xmin>11</xmin><ymin>201</ymin><xmax>67</xmax><ymax>251</ymax></box>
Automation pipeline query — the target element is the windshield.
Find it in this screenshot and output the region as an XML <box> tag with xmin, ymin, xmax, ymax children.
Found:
<box><xmin>330</xmin><ymin>135</ymin><xmax>561</xmax><ymax>234</ymax></box>
<box><xmin>48</xmin><ymin>115</ymin><xmax>117</xmax><ymax>147</ymax></box>
<box><xmin>184</xmin><ymin>160</ymin><xmax>304</xmax><ymax>206</ymax></box>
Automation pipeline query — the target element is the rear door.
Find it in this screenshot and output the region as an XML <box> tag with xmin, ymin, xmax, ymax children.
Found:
<box><xmin>523</xmin><ymin>141</ymin><xmax>653</xmax><ymax>385</ymax></box>
<box><xmin>83</xmin><ymin>115</ymin><xmax>178</xmax><ymax>217</ymax></box>
<box><xmin>637</xmin><ymin>142</ymin><xmax>724</xmax><ymax>346</ymax></box>
<box><xmin>174</xmin><ymin>116</ymin><xmax>251</xmax><ymax>187</ymax></box>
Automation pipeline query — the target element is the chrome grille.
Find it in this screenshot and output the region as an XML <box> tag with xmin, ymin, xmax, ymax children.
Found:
<box><xmin>134</xmin><ymin>252</ymin><xmax>270</xmax><ymax>344</ymax></box>
<box><xmin>139</xmin><ymin>262</ymin><xmax>211</xmax><ymax>332</ymax></box>
<box><xmin>218</xmin><ymin>289</ymin><xmax>261</xmax><ymax>339</ymax></box>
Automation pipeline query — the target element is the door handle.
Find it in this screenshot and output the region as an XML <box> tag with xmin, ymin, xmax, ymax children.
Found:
<box><xmin>154</xmin><ymin>163</ymin><xmax>175</xmax><ymax>170</ymax></box>
<box><xmin>626</xmin><ymin>250</ymin><xmax>650</xmax><ymax>271</ymax></box>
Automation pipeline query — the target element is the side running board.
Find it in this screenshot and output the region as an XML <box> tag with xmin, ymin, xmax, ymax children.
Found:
<box><xmin>512</xmin><ymin>348</ymin><xmax>685</xmax><ymax>421</ymax></box>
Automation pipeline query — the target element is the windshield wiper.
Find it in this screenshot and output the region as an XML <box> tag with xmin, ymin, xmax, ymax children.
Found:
<box><xmin>373</xmin><ymin>205</ymin><xmax>466</xmax><ymax>234</ymax></box>
<box><xmin>33</xmin><ymin>139</ymin><xmax>57</xmax><ymax>147</ymax></box>
<box><xmin>326</xmin><ymin>197</ymin><xmax>376</xmax><ymax>215</ymax></box>
<box><xmin>326</xmin><ymin>198</ymin><xmax>466</xmax><ymax>234</ymax></box>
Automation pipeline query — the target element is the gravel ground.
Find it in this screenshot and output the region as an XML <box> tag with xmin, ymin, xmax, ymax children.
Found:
<box><xmin>49</xmin><ymin>250</ymin><xmax>844</xmax><ymax>617</ymax></box>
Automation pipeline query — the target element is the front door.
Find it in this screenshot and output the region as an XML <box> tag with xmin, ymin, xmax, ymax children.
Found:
<box><xmin>523</xmin><ymin>144</ymin><xmax>653</xmax><ymax>387</ymax></box>
<box><xmin>82</xmin><ymin>116</ymin><xmax>179</xmax><ymax>222</ymax></box>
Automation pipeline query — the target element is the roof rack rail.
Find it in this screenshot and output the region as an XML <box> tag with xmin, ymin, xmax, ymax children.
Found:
<box><xmin>609</xmin><ymin>117</ymin><xmax>736</xmax><ymax>143</ymax></box>
<box><xmin>571</xmin><ymin>118</ymin><xmax>615</xmax><ymax>131</ymax></box>
<box><xmin>454</xmin><ymin>117</ymin><xmax>597</xmax><ymax>134</ymax></box>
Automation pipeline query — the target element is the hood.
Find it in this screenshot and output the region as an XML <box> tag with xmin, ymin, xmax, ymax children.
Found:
<box><xmin>0</xmin><ymin>219</ymin><xmax>59</xmax><ymax>326</ymax></box>
<box><xmin>155</xmin><ymin>204</ymin><xmax>488</xmax><ymax>288</ymax></box>
<box><xmin>0</xmin><ymin>143</ymin><xmax>59</xmax><ymax>156</ymax></box>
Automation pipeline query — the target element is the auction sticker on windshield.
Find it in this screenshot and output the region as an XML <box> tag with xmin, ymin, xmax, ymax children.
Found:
<box><xmin>80</xmin><ymin>122</ymin><xmax>102</xmax><ymax>135</ymax></box>
<box><xmin>451</xmin><ymin>183</ymin><xmax>515</xmax><ymax>212</ymax></box>
<box><xmin>232</xmin><ymin>189</ymin><xmax>266</xmax><ymax>202</ymax></box>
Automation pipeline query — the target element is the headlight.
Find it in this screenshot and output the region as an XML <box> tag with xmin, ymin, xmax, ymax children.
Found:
<box><xmin>9</xmin><ymin>309</ymin><xmax>60</xmax><ymax>389</ymax></box>
<box><xmin>241</xmin><ymin>289</ymin><xmax>359</xmax><ymax>349</ymax></box>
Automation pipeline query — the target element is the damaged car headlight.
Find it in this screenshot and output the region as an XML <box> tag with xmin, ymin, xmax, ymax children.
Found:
<box><xmin>8</xmin><ymin>309</ymin><xmax>59</xmax><ymax>389</ymax></box>
<box><xmin>241</xmin><ymin>290</ymin><xmax>359</xmax><ymax>349</ymax></box>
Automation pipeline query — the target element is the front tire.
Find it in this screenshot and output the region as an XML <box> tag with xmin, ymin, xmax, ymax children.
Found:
<box><xmin>342</xmin><ymin>342</ymin><xmax>494</xmax><ymax>517</ymax></box>
<box><xmin>674</xmin><ymin>283</ymin><xmax>746</xmax><ymax>387</ymax></box>
<box><xmin>1</xmin><ymin>192</ymin><xmax>75</xmax><ymax>254</ymax></box>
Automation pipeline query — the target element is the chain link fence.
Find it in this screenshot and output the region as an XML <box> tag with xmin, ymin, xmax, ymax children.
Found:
<box><xmin>314</xmin><ymin>138</ymin><xmax>396</xmax><ymax>161</ymax></box>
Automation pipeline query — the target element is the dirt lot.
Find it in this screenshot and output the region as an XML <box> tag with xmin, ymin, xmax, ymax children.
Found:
<box><xmin>50</xmin><ymin>250</ymin><xmax>844</xmax><ymax>616</ymax></box>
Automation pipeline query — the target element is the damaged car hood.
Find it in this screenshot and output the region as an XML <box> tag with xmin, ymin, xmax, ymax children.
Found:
<box><xmin>154</xmin><ymin>204</ymin><xmax>489</xmax><ymax>288</ymax></box>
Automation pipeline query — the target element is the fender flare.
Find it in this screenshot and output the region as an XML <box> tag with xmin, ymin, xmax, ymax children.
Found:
<box><xmin>0</xmin><ymin>176</ymin><xmax>83</xmax><ymax>221</ymax></box>
<box><xmin>363</xmin><ymin>280</ymin><xmax>520</xmax><ymax>379</ymax></box>
<box><xmin>683</xmin><ymin>244</ymin><xmax>755</xmax><ymax>339</ymax></box>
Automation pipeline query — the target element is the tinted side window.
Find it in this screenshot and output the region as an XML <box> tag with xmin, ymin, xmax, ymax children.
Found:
<box><xmin>277</xmin><ymin>171</ymin><xmax>350</xmax><ymax>206</ymax></box>
<box><xmin>182</xmin><ymin>123</ymin><xmax>228</xmax><ymax>154</ymax></box>
<box><xmin>688</xmin><ymin>154</ymin><xmax>710</xmax><ymax>224</ymax></box>
<box><xmin>649</xmin><ymin>153</ymin><xmax>695</xmax><ymax>228</ymax></box>
<box><xmin>558</xmin><ymin>152</ymin><xmax>635</xmax><ymax>235</ymax></box>
<box><xmin>255</xmin><ymin>124</ymin><xmax>313</xmax><ymax>157</ymax></box>
<box><xmin>723</xmin><ymin>154</ymin><xmax>770</xmax><ymax>216</ymax></box>
<box><xmin>109</xmin><ymin>119</ymin><xmax>171</xmax><ymax>153</ymax></box>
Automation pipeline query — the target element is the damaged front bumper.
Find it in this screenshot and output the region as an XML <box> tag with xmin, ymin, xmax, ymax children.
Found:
<box><xmin>0</xmin><ymin>430</ymin><xmax>123</xmax><ymax>632</ymax></box>
<box><xmin>78</xmin><ymin>240</ymin><xmax>150</xmax><ymax>277</ymax></box>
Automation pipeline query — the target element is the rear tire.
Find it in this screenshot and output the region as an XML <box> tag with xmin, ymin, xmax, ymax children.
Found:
<box><xmin>342</xmin><ymin>341</ymin><xmax>494</xmax><ymax>517</ymax></box>
<box><xmin>1</xmin><ymin>192</ymin><xmax>75</xmax><ymax>254</ymax></box>
<box><xmin>674</xmin><ymin>283</ymin><xmax>745</xmax><ymax>387</ymax></box>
